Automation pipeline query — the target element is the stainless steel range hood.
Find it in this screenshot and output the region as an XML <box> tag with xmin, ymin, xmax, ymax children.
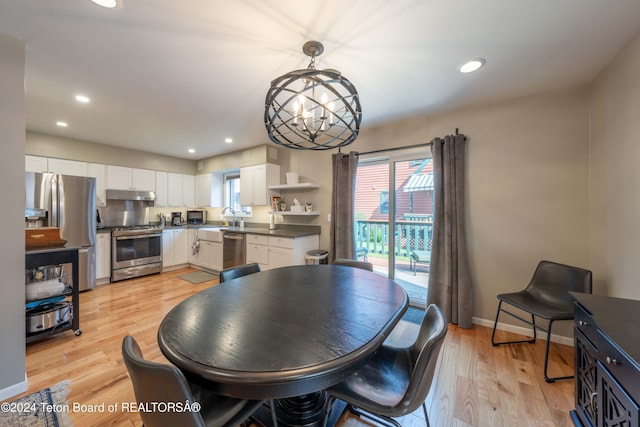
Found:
<box><xmin>106</xmin><ymin>189</ymin><xmax>156</xmax><ymax>202</ymax></box>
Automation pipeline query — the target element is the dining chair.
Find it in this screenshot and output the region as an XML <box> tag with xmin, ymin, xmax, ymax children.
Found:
<box><xmin>207</xmin><ymin>261</ymin><xmax>278</xmax><ymax>425</ymax></box>
<box><xmin>324</xmin><ymin>304</ymin><xmax>447</xmax><ymax>427</ymax></box>
<box><xmin>333</xmin><ymin>258</ymin><xmax>374</xmax><ymax>271</ymax></box>
<box><xmin>219</xmin><ymin>262</ymin><xmax>261</xmax><ymax>282</ymax></box>
<box><xmin>491</xmin><ymin>260</ymin><xmax>592</xmax><ymax>382</ymax></box>
<box><xmin>122</xmin><ymin>335</ymin><xmax>263</xmax><ymax>427</ymax></box>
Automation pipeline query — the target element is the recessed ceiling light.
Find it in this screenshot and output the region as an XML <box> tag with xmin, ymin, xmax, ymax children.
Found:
<box><xmin>458</xmin><ymin>58</ymin><xmax>486</xmax><ymax>74</ymax></box>
<box><xmin>188</xmin><ymin>148</ymin><xmax>195</xmax><ymax>154</ymax></box>
<box><xmin>89</xmin><ymin>0</ymin><xmax>118</xmax><ymax>8</ymax></box>
<box><xmin>75</xmin><ymin>94</ymin><xmax>90</xmax><ymax>103</ymax></box>
<box><xmin>56</xmin><ymin>121</ymin><xmax>68</xmax><ymax>127</ymax></box>
<box><xmin>225</xmin><ymin>138</ymin><xmax>233</xmax><ymax>144</ymax></box>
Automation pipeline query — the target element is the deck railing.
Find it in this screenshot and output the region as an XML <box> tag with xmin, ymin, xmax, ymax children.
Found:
<box><xmin>355</xmin><ymin>219</ymin><xmax>433</xmax><ymax>258</ymax></box>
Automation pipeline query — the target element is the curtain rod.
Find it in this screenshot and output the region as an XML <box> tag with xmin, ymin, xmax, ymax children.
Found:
<box><xmin>339</xmin><ymin>128</ymin><xmax>463</xmax><ymax>156</ymax></box>
<box><xmin>354</xmin><ymin>141</ymin><xmax>432</xmax><ymax>156</ymax></box>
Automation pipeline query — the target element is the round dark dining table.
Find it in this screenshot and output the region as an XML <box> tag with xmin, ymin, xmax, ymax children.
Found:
<box><xmin>158</xmin><ymin>264</ymin><xmax>408</xmax><ymax>425</ymax></box>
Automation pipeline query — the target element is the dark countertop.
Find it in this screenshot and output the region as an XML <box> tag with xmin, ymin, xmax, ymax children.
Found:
<box><xmin>98</xmin><ymin>224</ymin><xmax>320</xmax><ymax>238</ymax></box>
<box><xmin>158</xmin><ymin>224</ymin><xmax>320</xmax><ymax>238</ymax></box>
<box><xmin>571</xmin><ymin>292</ymin><xmax>640</xmax><ymax>371</ymax></box>
<box><xmin>220</xmin><ymin>226</ymin><xmax>320</xmax><ymax>238</ymax></box>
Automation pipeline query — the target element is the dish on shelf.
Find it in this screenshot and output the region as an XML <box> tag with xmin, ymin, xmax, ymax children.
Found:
<box><xmin>26</xmin><ymin>264</ymin><xmax>63</xmax><ymax>282</ymax></box>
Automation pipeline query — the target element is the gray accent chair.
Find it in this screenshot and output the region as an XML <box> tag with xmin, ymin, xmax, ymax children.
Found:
<box><xmin>325</xmin><ymin>304</ymin><xmax>447</xmax><ymax>427</ymax></box>
<box><xmin>333</xmin><ymin>258</ymin><xmax>373</xmax><ymax>271</ymax></box>
<box><xmin>122</xmin><ymin>335</ymin><xmax>262</xmax><ymax>427</ymax></box>
<box><xmin>491</xmin><ymin>260</ymin><xmax>592</xmax><ymax>382</ymax></box>
<box><xmin>219</xmin><ymin>263</ymin><xmax>261</xmax><ymax>283</ymax></box>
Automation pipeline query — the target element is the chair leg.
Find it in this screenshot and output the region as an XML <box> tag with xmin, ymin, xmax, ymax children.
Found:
<box><xmin>422</xmin><ymin>402</ymin><xmax>430</xmax><ymax>427</ymax></box>
<box><xmin>543</xmin><ymin>320</ymin><xmax>574</xmax><ymax>383</ymax></box>
<box><xmin>269</xmin><ymin>399</ymin><xmax>279</xmax><ymax>427</ymax></box>
<box><xmin>344</xmin><ymin>404</ymin><xmax>402</xmax><ymax>427</ymax></box>
<box><xmin>491</xmin><ymin>300</ymin><xmax>537</xmax><ymax>347</ymax></box>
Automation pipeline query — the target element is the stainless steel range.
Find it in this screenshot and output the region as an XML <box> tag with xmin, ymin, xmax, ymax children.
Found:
<box><xmin>111</xmin><ymin>225</ymin><xmax>162</xmax><ymax>282</ymax></box>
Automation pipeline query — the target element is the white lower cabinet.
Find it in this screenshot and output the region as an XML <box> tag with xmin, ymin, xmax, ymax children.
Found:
<box><xmin>162</xmin><ymin>228</ymin><xmax>188</xmax><ymax>269</ymax></box>
<box><xmin>246</xmin><ymin>233</ymin><xmax>319</xmax><ymax>270</ymax></box>
<box><xmin>174</xmin><ymin>229</ymin><xmax>188</xmax><ymax>265</ymax></box>
<box><xmin>199</xmin><ymin>240</ymin><xmax>223</xmax><ymax>271</ymax></box>
<box><xmin>188</xmin><ymin>229</ymin><xmax>223</xmax><ymax>271</ymax></box>
<box><xmin>246</xmin><ymin>234</ymin><xmax>270</xmax><ymax>271</ymax></box>
<box><xmin>95</xmin><ymin>232</ymin><xmax>111</xmax><ymax>281</ymax></box>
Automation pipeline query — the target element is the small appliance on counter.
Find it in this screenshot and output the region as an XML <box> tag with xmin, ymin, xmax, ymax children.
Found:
<box><xmin>171</xmin><ymin>212</ymin><xmax>183</xmax><ymax>226</ymax></box>
<box><xmin>186</xmin><ymin>210</ymin><xmax>206</xmax><ymax>225</ymax></box>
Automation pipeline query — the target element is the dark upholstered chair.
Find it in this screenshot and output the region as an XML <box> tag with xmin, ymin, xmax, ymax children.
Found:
<box><xmin>325</xmin><ymin>304</ymin><xmax>447</xmax><ymax>427</ymax></box>
<box><xmin>491</xmin><ymin>260</ymin><xmax>592</xmax><ymax>382</ymax></box>
<box><xmin>122</xmin><ymin>335</ymin><xmax>262</xmax><ymax>427</ymax></box>
<box><xmin>333</xmin><ymin>258</ymin><xmax>374</xmax><ymax>271</ymax></box>
<box><xmin>219</xmin><ymin>263</ymin><xmax>261</xmax><ymax>283</ymax></box>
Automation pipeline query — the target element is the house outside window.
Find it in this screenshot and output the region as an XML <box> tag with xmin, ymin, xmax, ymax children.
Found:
<box><xmin>380</xmin><ymin>191</ymin><xmax>389</xmax><ymax>214</ymax></box>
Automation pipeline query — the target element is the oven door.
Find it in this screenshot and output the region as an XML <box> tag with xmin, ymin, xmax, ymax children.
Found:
<box><xmin>112</xmin><ymin>232</ymin><xmax>162</xmax><ymax>270</ymax></box>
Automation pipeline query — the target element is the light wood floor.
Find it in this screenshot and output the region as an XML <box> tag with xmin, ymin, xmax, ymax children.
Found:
<box><xmin>7</xmin><ymin>268</ymin><xmax>575</xmax><ymax>426</ymax></box>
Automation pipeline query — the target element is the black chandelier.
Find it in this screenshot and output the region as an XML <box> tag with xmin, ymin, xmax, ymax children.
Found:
<box><xmin>264</xmin><ymin>41</ymin><xmax>362</xmax><ymax>150</ymax></box>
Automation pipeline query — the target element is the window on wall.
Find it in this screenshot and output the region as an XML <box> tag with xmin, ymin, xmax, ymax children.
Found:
<box><xmin>224</xmin><ymin>173</ymin><xmax>252</xmax><ymax>215</ymax></box>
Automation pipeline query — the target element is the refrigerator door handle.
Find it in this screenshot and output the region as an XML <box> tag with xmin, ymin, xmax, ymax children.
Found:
<box><xmin>51</xmin><ymin>174</ymin><xmax>60</xmax><ymax>226</ymax></box>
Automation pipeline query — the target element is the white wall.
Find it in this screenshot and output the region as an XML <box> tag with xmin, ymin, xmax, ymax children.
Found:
<box><xmin>590</xmin><ymin>30</ymin><xmax>640</xmax><ymax>298</ymax></box>
<box><xmin>282</xmin><ymin>86</ymin><xmax>591</xmax><ymax>327</ymax></box>
<box><xmin>0</xmin><ymin>33</ymin><xmax>27</xmax><ymax>399</ymax></box>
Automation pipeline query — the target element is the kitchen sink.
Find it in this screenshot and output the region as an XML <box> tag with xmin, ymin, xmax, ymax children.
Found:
<box><xmin>198</xmin><ymin>228</ymin><xmax>222</xmax><ymax>243</ymax></box>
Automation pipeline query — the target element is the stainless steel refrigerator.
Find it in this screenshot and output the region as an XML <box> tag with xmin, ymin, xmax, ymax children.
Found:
<box><xmin>25</xmin><ymin>172</ymin><xmax>97</xmax><ymax>291</ymax></box>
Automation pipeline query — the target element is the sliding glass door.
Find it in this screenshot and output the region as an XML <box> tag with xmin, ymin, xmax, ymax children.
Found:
<box><xmin>354</xmin><ymin>154</ymin><xmax>433</xmax><ymax>307</ymax></box>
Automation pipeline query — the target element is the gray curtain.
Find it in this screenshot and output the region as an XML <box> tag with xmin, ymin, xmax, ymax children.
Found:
<box><xmin>329</xmin><ymin>151</ymin><xmax>358</xmax><ymax>263</ymax></box>
<box><xmin>427</xmin><ymin>134</ymin><xmax>473</xmax><ymax>328</ymax></box>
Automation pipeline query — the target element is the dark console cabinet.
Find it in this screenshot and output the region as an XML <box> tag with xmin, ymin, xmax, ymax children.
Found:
<box><xmin>570</xmin><ymin>292</ymin><xmax>640</xmax><ymax>427</ymax></box>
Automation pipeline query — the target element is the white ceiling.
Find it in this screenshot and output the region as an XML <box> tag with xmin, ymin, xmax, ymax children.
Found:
<box><xmin>2</xmin><ymin>0</ymin><xmax>640</xmax><ymax>159</ymax></box>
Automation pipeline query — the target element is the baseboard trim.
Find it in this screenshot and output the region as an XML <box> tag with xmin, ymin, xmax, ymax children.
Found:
<box><xmin>0</xmin><ymin>375</ymin><xmax>28</xmax><ymax>401</ymax></box>
<box><xmin>472</xmin><ymin>317</ymin><xmax>574</xmax><ymax>347</ymax></box>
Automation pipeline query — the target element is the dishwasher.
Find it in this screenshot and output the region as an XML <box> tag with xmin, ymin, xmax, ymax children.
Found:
<box><xmin>222</xmin><ymin>232</ymin><xmax>246</xmax><ymax>269</ymax></box>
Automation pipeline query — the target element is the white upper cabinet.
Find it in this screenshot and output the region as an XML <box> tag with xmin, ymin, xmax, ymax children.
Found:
<box><xmin>87</xmin><ymin>163</ymin><xmax>107</xmax><ymax>206</ymax></box>
<box><xmin>106</xmin><ymin>165</ymin><xmax>155</xmax><ymax>191</ymax></box>
<box><xmin>132</xmin><ymin>168</ymin><xmax>155</xmax><ymax>191</ymax></box>
<box><xmin>182</xmin><ymin>174</ymin><xmax>195</xmax><ymax>207</ymax></box>
<box><xmin>167</xmin><ymin>173</ymin><xmax>183</xmax><ymax>207</ymax></box>
<box><xmin>47</xmin><ymin>158</ymin><xmax>88</xmax><ymax>176</ymax></box>
<box><xmin>195</xmin><ymin>172</ymin><xmax>223</xmax><ymax>208</ymax></box>
<box><xmin>155</xmin><ymin>171</ymin><xmax>168</xmax><ymax>207</ymax></box>
<box><xmin>106</xmin><ymin>165</ymin><xmax>132</xmax><ymax>190</ymax></box>
<box><xmin>25</xmin><ymin>155</ymin><xmax>48</xmax><ymax>173</ymax></box>
<box><xmin>240</xmin><ymin>163</ymin><xmax>280</xmax><ymax>206</ymax></box>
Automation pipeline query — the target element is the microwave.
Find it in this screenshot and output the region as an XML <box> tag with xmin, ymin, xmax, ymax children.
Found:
<box><xmin>186</xmin><ymin>210</ymin><xmax>206</xmax><ymax>225</ymax></box>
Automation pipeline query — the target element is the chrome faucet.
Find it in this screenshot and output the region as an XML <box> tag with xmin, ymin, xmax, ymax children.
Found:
<box><xmin>221</xmin><ymin>207</ymin><xmax>236</xmax><ymax>226</ymax></box>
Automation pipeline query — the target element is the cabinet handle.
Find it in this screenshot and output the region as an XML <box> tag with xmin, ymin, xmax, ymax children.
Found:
<box><xmin>605</xmin><ymin>356</ymin><xmax>619</xmax><ymax>366</ymax></box>
<box><xmin>579</xmin><ymin>320</ymin><xmax>589</xmax><ymax>327</ymax></box>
